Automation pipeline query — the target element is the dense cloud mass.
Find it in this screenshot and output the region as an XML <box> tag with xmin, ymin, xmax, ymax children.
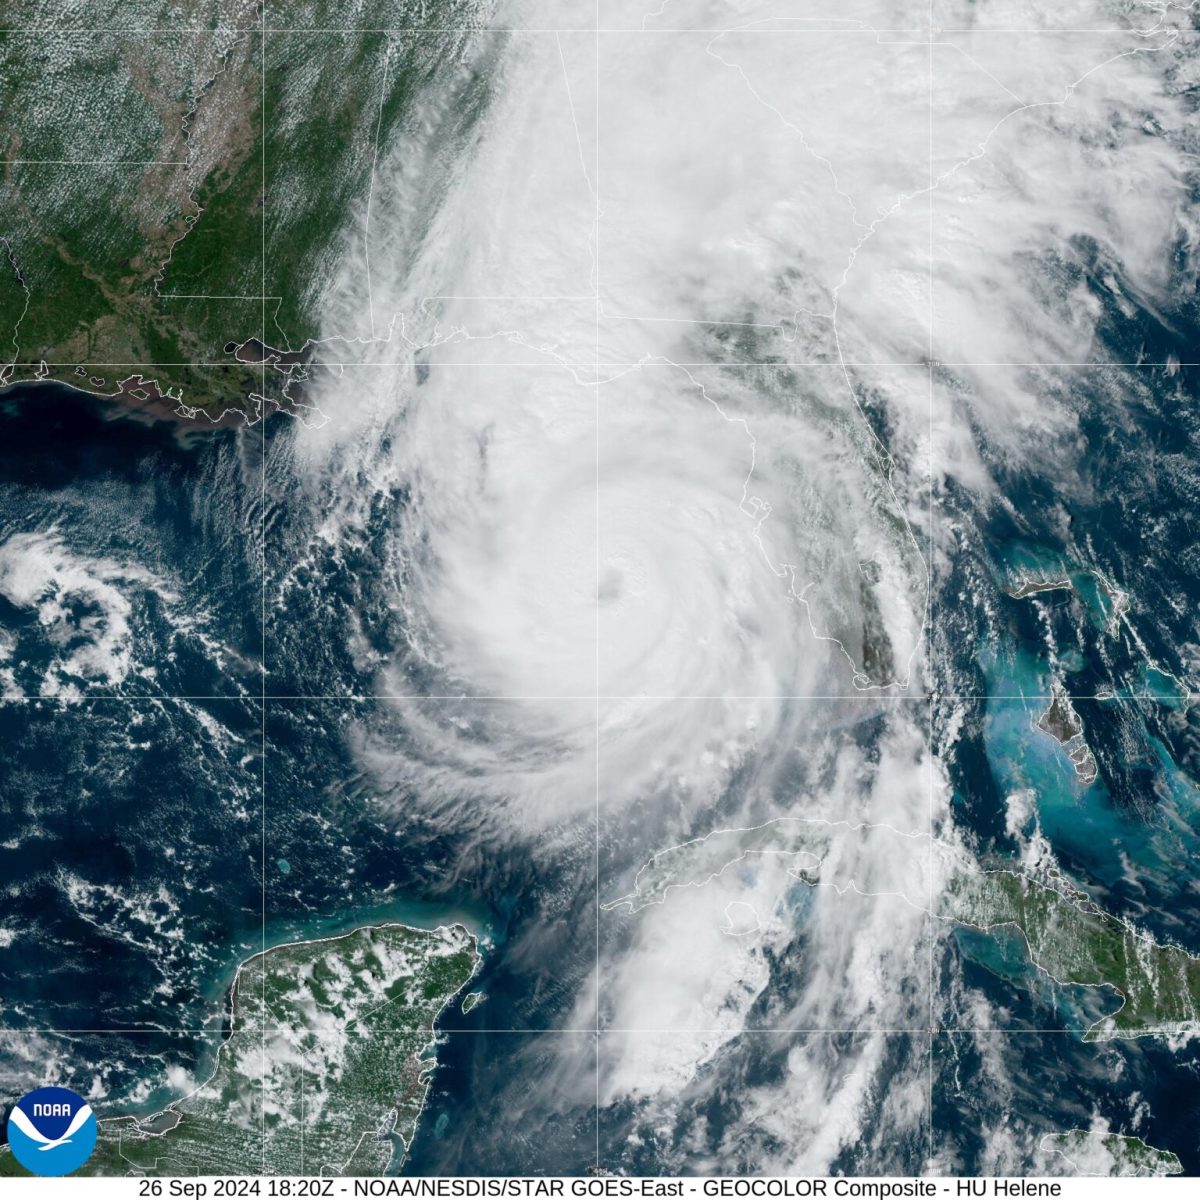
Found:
<box><xmin>278</xmin><ymin>0</ymin><xmax>1200</xmax><ymax>1173</ymax></box>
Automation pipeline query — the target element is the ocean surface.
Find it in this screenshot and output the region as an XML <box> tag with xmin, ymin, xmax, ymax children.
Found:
<box><xmin>0</xmin><ymin>367</ymin><xmax>1198</xmax><ymax>1173</ymax></box>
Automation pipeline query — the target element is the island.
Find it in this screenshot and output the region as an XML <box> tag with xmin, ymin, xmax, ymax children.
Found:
<box><xmin>1004</xmin><ymin>567</ymin><xmax>1129</xmax><ymax>639</ymax></box>
<box><xmin>1039</xmin><ymin>1130</ymin><xmax>1182</xmax><ymax>1176</ymax></box>
<box><xmin>1006</xmin><ymin>578</ymin><xmax>1073</xmax><ymax>600</ymax></box>
<box><xmin>1034</xmin><ymin>684</ymin><xmax>1099</xmax><ymax>787</ymax></box>
<box><xmin>945</xmin><ymin>870</ymin><xmax>1200</xmax><ymax>1041</ymax></box>
<box><xmin>605</xmin><ymin>817</ymin><xmax>1200</xmax><ymax>1042</ymax></box>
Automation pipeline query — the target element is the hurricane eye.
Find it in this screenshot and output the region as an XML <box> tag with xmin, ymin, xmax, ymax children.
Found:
<box><xmin>597</xmin><ymin>567</ymin><xmax>624</xmax><ymax>605</ymax></box>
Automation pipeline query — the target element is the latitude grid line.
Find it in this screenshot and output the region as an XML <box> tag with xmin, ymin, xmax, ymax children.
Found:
<box><xmin>3</xmin><ymin>13</ymin><xmax>1186</xmax><ymax>1180</ymax></box>
<box><xmin>8</xmin><ymin>359</ymin><xmax>1198</xmax><ymax>366</ymax></box>
<box><xmin>0</xmin><ymin>693</ymin><xmax>1160</xmax><ymax>701</ymax></box>
<box><xmin>3</xmin><ymin>1028</ymin><xmax>1134</xmax><ymax>1036</ymax></box>
<box><xmin>0</xmin><ymin>26</ymin><xmax>1181</xmax><ymax>34</ymax></box>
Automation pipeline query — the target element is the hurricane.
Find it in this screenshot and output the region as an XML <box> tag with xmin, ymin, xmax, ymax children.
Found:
<box><xmin>3</xmin><ymin>0</ymin><xmax>1199</xmax><ymax>1179</ymax></box>
<box><xmin>249</xmin><ymin>0</ymin><xmax>1199</xmax><ymax>1173</ymax></box>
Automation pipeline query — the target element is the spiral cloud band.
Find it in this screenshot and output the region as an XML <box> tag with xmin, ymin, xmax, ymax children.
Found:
<box><xmin>281</xmin><ymin>0</ymin><xmax>1199</xmax><ymax>1173</ymax></box>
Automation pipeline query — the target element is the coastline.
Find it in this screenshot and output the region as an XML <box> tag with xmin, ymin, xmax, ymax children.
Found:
<box><xmin>91</xmin><ymin>919</ymin><xmax>482</xmax><ymax>1177</ymax></box>
<box><xmin>0</xmin><ymin>371</ymin><xmax>259</xmax><ymax>430</ymax></box>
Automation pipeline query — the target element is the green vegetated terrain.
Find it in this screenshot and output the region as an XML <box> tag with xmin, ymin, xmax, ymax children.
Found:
<box><xmin>944</xmin><ymin>869</ymin><xmax>1200</xmax><ymax>1040</ymax></box>
<box><xmin>1040</xmin><ymin>1131</ymin><xmax>1183</xmax><ymax>1177</ymax></box>
<box><xmin>604</xmin><ymin>813</ymin><xmax>1200</xmax><ymax>1041</ymax></box>
<box><xmin>0</xmin><ymin>922</ymin><xmax>480</xmax><ymax>1177</ymax></box>
<box><xmin>0</xmin><ymin>0</ymin><xmax>488</xmax><ymax>421</ymax></box>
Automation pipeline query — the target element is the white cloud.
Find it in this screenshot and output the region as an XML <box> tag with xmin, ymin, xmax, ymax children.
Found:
<box><xmin>287</xmin><ymin>0</ymin><xmax>1195</xmax><ymax>1169</ymax></box>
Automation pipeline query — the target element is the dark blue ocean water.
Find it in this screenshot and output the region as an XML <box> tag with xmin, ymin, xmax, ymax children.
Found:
<box><xmin>931</xmin><ymin>242</ymin><xmax>1200</xmax><ymax>1171</ymax></box>
<box><xmin>1</xmin><ymin>365</ymin><xmax>1199</xmax><ymax>1173</ymax></box>
<box><xmin>0</xmin><ymin>384</ymin><xmax>598</xmax><ymax>1168</ymax></box>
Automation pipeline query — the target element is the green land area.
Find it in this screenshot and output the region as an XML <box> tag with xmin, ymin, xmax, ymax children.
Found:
<box><xmin>944</xmin><ymin>869</ymin><xmax>1200</xmax><ymax>1040</ymax></box>
<box><xmin>0</xmin><ymin>0</ymin><xmax>488</xmax><ymax>420</ymax></box>
<box><xmin>1040</xmin><ymin>1131</ymin><xmax>1182</xmax><ymax>1176</ymax></box>
<box><xmin>0</xmin><ymin>922</ymin><xmax>480</xmax><ymax>1177</ymax></box>
<box><xmin>606</xmin><ymin>816</ymin><xmax>1200</xmax><ymax>1041</ymax></box>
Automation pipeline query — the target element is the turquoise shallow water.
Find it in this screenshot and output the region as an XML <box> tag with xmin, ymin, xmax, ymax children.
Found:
<box><xmin>4</xmin><ymin>327</ymin><xmax>1200</xmax><ymax>1174</ymax></box>
<box><xmin>979</xmin><ymin>651</ymin><xmax>1200</xmax><ymax>944</ymax></box>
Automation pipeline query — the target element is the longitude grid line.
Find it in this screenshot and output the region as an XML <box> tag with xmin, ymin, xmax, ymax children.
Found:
<box><xmin>593</xmin><ymin>0</ymin><xmax>602</xmax><ymax>1174</ymax></box>
<box><xmin>927</xmin><ymin>1</ymin><xmax>936</xmax><ymax>1173</ymax></box>
<box><xmin>260</xmin><ymin>2</ymin><xmax>268</xmax><ymax>1177</ymax></box>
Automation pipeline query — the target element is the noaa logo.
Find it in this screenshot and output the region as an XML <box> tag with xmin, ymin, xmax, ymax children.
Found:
<box><xmin>6</xmin><ymin>1086</ymin><xmax>97</xmax><ymax>1176</ymax></box>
